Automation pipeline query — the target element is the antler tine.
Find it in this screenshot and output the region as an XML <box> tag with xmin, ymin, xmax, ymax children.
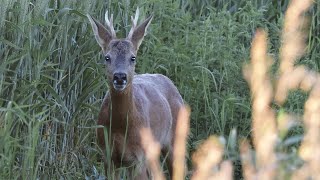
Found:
<box><xmin>105</xmin><ymin>11</ymin><xmax>116</xmax><ymax>38</ymax></box>
<box><xmin>127</xmin><ymin>7</ymin><xmax>140</xmax><ymax>39</ymax></box>
<box><xmin>133</xmin><ymin>7</ymin><xmax>139</xmax><ymax>27</ymax></box>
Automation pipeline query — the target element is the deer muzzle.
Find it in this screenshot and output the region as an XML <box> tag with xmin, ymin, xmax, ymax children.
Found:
<box><xmin>113</xmin><ymin>73</ymin><xmax>127</xmax><ymax>91</ymax></box>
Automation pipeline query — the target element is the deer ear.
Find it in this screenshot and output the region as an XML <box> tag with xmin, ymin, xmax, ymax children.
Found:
<box><xmin>87</xmin><ymin>14</ymin><xmax>113</xmax><ymax>52</ymax></box>
<box><xmin>130</xmin><ymin>15</ymin><xmax>153</xmax><ymax>51</ymax></box>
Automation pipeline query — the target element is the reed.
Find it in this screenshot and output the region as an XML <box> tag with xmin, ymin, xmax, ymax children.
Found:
<box><xmin>0</xmin><ymin>0</ymin><xmax>319</xmax><ymax>179</ymax></box>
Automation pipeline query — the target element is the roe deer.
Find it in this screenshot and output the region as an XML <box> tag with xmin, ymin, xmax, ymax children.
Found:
<box><xmin>87</xmin><ymin>8</ymin><xmax>184</xmax><ymax>179</ymax></box>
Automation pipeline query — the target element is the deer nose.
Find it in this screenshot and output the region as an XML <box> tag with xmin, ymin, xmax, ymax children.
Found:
<box><xmin>113</xmin><ymin>73</ymin><xmax>127</xmax><ymax>85</ymax></box>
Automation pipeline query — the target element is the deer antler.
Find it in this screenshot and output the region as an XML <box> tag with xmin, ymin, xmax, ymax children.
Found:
<box><xmin>105</xmin><ymin>11</ymin><xmax>116</xmax><ymax>38</ymax></box>
<box><xmin>127</xmin><ymin>7</ymin><xmax>140</xmax><ymax>40</ymax></box>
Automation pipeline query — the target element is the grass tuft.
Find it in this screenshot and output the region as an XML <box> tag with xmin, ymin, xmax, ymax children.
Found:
<box><xmin>0</xmin><ymin>0</ymin><xmax>319</xmax><ymax>179</ymax></box>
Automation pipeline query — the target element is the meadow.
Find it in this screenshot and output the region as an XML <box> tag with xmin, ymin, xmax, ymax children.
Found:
<box><xmin>0</xmin><ymin>0</ymin><xmax>319</xmax><ymax>179</ymax></box>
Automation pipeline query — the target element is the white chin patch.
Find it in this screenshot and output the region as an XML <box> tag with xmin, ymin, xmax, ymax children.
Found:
<box><xmin>114</xmin><ymin>85</ymin><xmax>126</xmax><ymax>91</ymax></box>
<box><xmin>113</xmin><ymin>83</ymin><xmax>127</xmax><ymax>91</ymax></box>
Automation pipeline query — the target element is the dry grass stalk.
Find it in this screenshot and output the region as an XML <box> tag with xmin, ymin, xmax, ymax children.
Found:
<box><xmin>191</xmin><ymin>136</ymin><xmax>232</xmax><ymax>180</ymax></box>
<box><xmin>173</xmin><ymin>106</ymin><xmax>190</xmax><ymax>180</ymax></box>
<box><xmin>239</xmin><ymin>139</ymin><xmax>256</xmax><ymax>180</ymax></box>
<box><xmin>276</xmin><ymin>0</ymin><xmax>320</xmax><ymax>178</ymax></box>
<box><xmin>290</xmin><ymin>82</ymin><xmax>320</xmax><ymax>179</ymax></box>
<box><xmin>276</xmin><ymin>0</ymin><xmax>314</xmax><ymax>103</ymax></box>
<box><xmin>208</xmin><ymin>160</ymin><xmax>233</xmax><ymax>180</ymax></box>
<box><xmin>242</xmin><ymin>0</ymin><xmax>320</xmax><ymax>179</ymax></box>
<box><xmin>243</xmin><ymin>29</ymin><xmax>277</xmax><ymax>180</ymax></box>
<box><xmin>140</xmin><ymin>128</ymin><xmax>166</xmax><ymax>180</ymax></box>
<box><xmin>294</xmin><ymin>82</ymin><xmax>320</xmax><ymax>179</ymax></box>
<box><xmin>279</xmin><ymin>0</ymin><xmax>312</xmax><ymax>74</ymax></box>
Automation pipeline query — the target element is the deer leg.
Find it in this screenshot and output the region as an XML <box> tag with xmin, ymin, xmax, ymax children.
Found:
<box><xmin>128</xmin><ymin>163</ymin><xmax>148</xmax><ymax>180</ymax></box>
<box><xmin>161</xmin><ymin>147</ymin><xmax>173</xmax><ymax>178</ymax></box>
<box><xmin>162</xmin><ymin>142</ymin><xmax>188</xmax><ymax>179</ymax></box>
<box><xmin>103</xmin><ymin>158</ymin><xmax>120</xmax><ymax>180</ymax></box>
<box><xmin>135</xmin><ymin>166</ymin><xmax>148</xmax><ymax>180</ymax></box>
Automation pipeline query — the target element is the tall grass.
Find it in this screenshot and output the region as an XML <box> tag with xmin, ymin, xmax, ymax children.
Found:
<box><xmin>0</xmin><ymin>0</ymin><xmax>319</xmax><ymax>179</ymax></box>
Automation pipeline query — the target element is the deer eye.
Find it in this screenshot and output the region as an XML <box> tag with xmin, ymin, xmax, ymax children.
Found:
<box><xmin>105</xmin><ymin>55</ymin><xmax>110</xmax><ymax>62</ymax></box>
<box><xmin>131</xmin><ymin>56</ymin><xmax>136</xmax><ymax>62</ymax></box>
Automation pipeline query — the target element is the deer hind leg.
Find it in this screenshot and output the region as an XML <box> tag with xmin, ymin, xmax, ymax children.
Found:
<box><xmin>128</xmin><ymin>163</ymin><xmax>148</xmax><ymax>180</ymax></box>
<box><xmin>162</xmin><ymin>140</ymin><xmax>188</xmax><ymax>179</ymax></box>
<box><xmin>102</xmin><ymin>157</ymin><xmax>120</xmax><ymax>180</ymax></box>
<box><xmin>161</xmin><ymin>146</ymin><xmax>174</xmax><ymax>179</ymax></box>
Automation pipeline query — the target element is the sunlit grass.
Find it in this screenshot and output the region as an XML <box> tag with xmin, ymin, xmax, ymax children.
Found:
<box><xmin>0</xmin><ymin>0</ymin><xmax>319</xmax><ymax>179</ymax></box>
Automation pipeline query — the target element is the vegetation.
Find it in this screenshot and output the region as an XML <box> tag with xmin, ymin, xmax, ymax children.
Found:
<box><xmin>0</xmin><ymin>0</ymin><xmax>319</xmax><ymax>179</ymax></box>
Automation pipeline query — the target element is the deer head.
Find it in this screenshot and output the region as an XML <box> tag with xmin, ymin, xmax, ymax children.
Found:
<box><xmin>87</xmin><ymin>8</ymin><xmax>153</xmax><ymax>92</ymax></box>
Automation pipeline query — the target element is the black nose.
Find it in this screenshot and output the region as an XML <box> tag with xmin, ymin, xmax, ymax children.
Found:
<box><xmin>113</xmin><ymin>73</ymin><xmax>127</xmax><ymax>85</ymax></box>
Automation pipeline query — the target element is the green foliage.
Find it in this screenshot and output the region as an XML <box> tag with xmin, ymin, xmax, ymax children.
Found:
<box><xmin>0</xmin><ymin>0</ymin><xmax>319</xmax><ymax>179</ymax></box>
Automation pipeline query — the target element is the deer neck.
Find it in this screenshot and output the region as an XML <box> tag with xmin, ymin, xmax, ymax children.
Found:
<box><xmin>109</xmin><ymin>85</ymin><xmax>135</xmax><ymax>131</ymax></box>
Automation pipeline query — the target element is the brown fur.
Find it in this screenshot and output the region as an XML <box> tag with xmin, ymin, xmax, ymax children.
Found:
<box><xmin>88</xmin><ymin>10</ymin><xmax>183</xmax><ymax>179</ymax></box>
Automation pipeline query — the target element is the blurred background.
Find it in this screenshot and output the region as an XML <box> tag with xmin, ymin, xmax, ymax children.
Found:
<box><xmin>0</xmin><ymin>0</ymin><xmax>319</xmax><ymax>179</ymax></box>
